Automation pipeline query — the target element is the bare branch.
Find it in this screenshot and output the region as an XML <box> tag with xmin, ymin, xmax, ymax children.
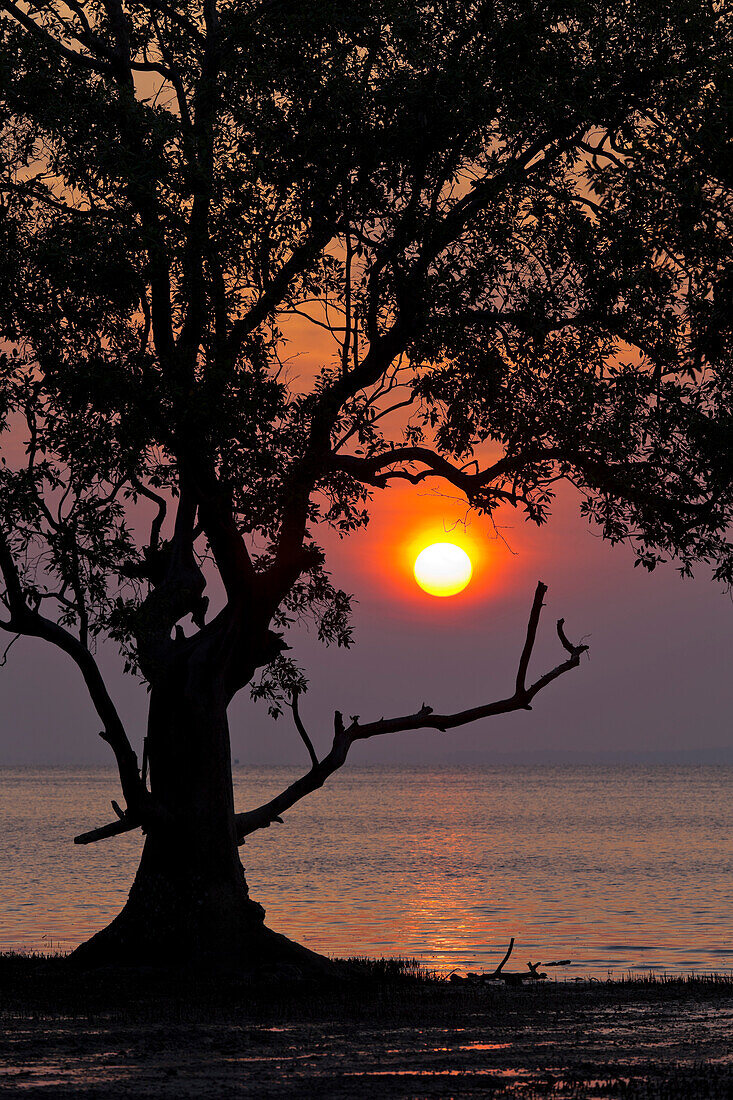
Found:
<box><xmin>0</xmin><ymin>631</ymin><xmax>20</xmax><ymax>666</ymax></box>
<box><xmin>74</xmin><ymin>747</ymin><xmax>165</xmax><ymax>846</ymax></box>
<box><xmin>74</xmin><ymin>813</ymin><xmax>142</xmax><ymax>845</ymax></box>
<box><xmin>516</xmin><ymin>583</ymin><xmax>546</xmax><ymax>694</ymax></box>
<box><xmin>492</xmin><ymin>937</ymin><xmax>515</xmax><ymax>977</ymax></box>
<box><xmin>290</xmin><ymin>689</ymin><xmax>318</xmax><ymax>768</ymax></box>
<box><xmin>282</xmin><ymin>307</ymin><xmax>347</xmax><ymax>334</ymax></box>
<box><xmin>235</xmin><ymin>582</ymin><xmax>588</xmax><ymax>841</ymax></box>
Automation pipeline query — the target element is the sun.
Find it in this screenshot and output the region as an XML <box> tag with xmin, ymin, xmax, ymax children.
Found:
<box><xmin>413</xmin><ymin>542</ymin><xmax>473</xmax><ymax>597</ymax></box>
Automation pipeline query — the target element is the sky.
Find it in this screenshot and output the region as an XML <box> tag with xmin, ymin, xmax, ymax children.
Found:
<box><xmin>0</xmin><ymin>190</ymin><xmax>730</xmax><ymax>769</ymax></box>
<box><xmin>1</xmin><ymin>471</ymin><xmax>731</xmax><ymax>768</ymax></box>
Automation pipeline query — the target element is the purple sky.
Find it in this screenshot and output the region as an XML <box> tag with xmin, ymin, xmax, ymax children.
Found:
<box><xmin>1</xmin><ymin>482</ymin><xmax>731</xmax><ymax>767</ymax></box>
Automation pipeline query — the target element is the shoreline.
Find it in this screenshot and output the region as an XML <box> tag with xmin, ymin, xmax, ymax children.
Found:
<box><xmin>1</xmin><ymin>956</ymin><xmax>731</xmax><ymax>1097</ymax></box>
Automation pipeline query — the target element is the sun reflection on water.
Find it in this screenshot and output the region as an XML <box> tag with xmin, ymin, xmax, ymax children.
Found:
<box><xmin>1</xmin><ymin>764</ymin><xmax>731</xmax><ymax>978</ymax></box>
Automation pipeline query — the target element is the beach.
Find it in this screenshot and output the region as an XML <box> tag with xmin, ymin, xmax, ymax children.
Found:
<box><xmin>1</xmin><ymin>956</ymin><xmax>731</xmax><ymax>1098</ymax></box>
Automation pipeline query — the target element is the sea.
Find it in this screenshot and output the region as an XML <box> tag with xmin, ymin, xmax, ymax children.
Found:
<box><xmin>1</xmin><ymin>765</ymin><xmax>731</xmax><ymax>978</ymax></box>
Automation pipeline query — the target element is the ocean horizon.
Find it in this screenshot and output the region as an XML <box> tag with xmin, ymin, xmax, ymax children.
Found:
<box><xmin>2</xmin><ymin>763</ymin><xmax>732</xmax><ymax>977</ymax></box>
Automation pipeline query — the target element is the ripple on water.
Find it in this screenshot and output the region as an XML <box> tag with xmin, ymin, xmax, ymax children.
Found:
<box><xmin>1</xmin><ymin>764</ymin><xmax>731</xmax><ymax>977</ymax></box>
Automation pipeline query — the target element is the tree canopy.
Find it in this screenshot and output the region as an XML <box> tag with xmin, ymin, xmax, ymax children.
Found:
<box><xmin>0</xmin><ymin>0</ymin><xmax>731</xmax><ymax>830</ymax></box>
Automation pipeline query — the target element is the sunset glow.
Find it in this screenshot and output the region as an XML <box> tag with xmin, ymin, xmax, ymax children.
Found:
<box><xmin>413</xmin><ymin>543</ymin><xmax>473</xmax><ymax>597</ymax></box>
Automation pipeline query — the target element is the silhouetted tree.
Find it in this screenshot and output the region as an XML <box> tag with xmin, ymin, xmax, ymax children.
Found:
<box><xmin>0</xmin><ymin>1</ymin><xmax>730</xmax><ymax>968</ymax></box>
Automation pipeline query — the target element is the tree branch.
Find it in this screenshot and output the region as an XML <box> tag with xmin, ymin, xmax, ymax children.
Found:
<box><xmin>0</xmin><ymin>523</ymin><xmax>146</xmax><ymax>816</ymax></box>
<box><xmin>74</xmin><ymin>814</ymin><xmax>141</xmax><ymax>845</ymax></box>
<box><xmin>130</xmin><ymin>476</ymin><xmax>167</xmax><ymax>551</ymax></box>
<box><xmin>492</xmin><ymin>937</ymin><xmax>515</xmax><ymax>977</ymax></box>
<box><xmin>235</xmin><ymin>582</ymin><xmax>588</xmax><ymax>841</ymax></box>
<box><xmin>2</xmin><ymin>0</ymin><xmax>113</xmax><ymax>74</ymax></box>
<box><xmin>516</xmin><ymin>583</ymin><xmax>545</xmax><ymax>694</ymax></box>
<box><xmin>290</xmin><ymin>689</ymin><xmax>318</xmax><ymax>768</ymax></box>
<box><xmin>192</xmin><ymin>464</ymin><xmax>256</xmax><ymax>606</ymax></box>
<box><xmin>331</xmin><ymin>445</ymin><xmax>722</xmax><ymax>531</ymax></box>
<box><xmin>224</xmin><ymin>220</ymin><xmax>337</xmax><ymax>365</ymax></box>
<box><xmin>265</xmin><ymin>119</ymin><xmax>594</xmax><ymax>592</ymax></box>
<box><xmin>176</xmin><ymin>0</ymin><xmax>220</xmax><ymax>369</ymax></box>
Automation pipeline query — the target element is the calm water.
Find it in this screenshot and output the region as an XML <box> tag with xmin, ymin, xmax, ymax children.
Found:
<box><xmin>1</xmin><ymin>765</ymin><xmax>731</xmax><ymax>977</ymax></box>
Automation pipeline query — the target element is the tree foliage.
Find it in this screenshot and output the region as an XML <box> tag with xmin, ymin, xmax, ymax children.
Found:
<box><xmin>0</xmin><ymin>0</ymin><xmax>731</xmax><ymax>757</ymax></box>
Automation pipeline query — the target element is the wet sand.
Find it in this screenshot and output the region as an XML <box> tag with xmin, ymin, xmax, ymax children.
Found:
<box><xmin>0</xmin><ymin>957</ymin><xmax>731</xmax><ymax>1097</ymax></box>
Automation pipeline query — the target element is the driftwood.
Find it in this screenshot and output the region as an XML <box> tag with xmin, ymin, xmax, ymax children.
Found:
<box><xmin>449</xmin><ymin>937</ymin><xmax>571</xmax><ymax>985</ymax></box>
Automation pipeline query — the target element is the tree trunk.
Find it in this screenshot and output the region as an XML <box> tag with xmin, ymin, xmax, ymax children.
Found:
<box><xmin>72</xmin><ymin>669</ymin><xmax>329</xmax><ymax>975</ymax></box>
